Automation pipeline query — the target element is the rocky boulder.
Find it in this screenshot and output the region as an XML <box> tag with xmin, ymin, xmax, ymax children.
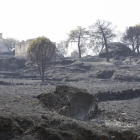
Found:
<box><xmin>0</xmin><ymin>91</ymin><xmax>139</xmax><ymax>140</ymax></box>
<box><xmin>95</xmin><ymin>70</ymin><xmax>115</xmax><ymax>79</ymax></box>
<box><xmin>37</xmin><ymin>85</ymin><xmax>98</xmax><ymax>120</ymax></box>
<box><xmin>99</xmin><ymin>42</ymin><xmax>131</xmax><ymax>58</ymax></box>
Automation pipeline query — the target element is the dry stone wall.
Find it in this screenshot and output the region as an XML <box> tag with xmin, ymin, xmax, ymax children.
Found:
<box><xmin>96</xmin><ymin>89</ymin><xmax>140</xmax><ymax>102</ymax></box>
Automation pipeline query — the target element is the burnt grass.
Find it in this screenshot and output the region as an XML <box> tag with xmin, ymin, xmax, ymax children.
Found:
<box><xmin>0</xmin><ymin>55</ymin><xmax>140</xmax><ymax>140</ymax></box>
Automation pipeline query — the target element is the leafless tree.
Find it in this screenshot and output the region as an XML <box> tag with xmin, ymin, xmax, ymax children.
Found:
<box><xmin>66</xmin><ymin>26</ymin><xmax>89</xmax><ymax>58</ymax></box>
<box><xmin>121</xmin><ymin>27</ymin><xmax>136</xmax><ymax>53</ymax></box>
<box><xmin>90</xmin><ymin>20</ymin><xmax>116</xmax><ymax>62</ymax></box>
<box><xmin>134</xmin><ymin>25</ymin><xmax>140</xmax><ymax>54</ymax></box>
<box><xmin>121</xmin><ymin>25</ymin><xmax>140</xmax><ymax>55</ymax></box>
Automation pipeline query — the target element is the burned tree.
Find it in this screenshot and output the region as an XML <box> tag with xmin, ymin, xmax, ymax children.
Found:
<box><xmin>134</xmin><ymin>25</ymin><xmax>140</xmax><ymax>54</ymax></box>
<box><xmin>90</xmin><ymin>20</ymin><xmax>116</xmax><ymax>62</ymax></box>
<box><xmin>122</xmin><ymin>25</ymin><xmax>140</xmax><ymax>55</ymax></box>
<box><xmin>122</xmin><ymin>27</ymin><xmax>136</xmax><ymax>54</ymax></box>
<box><xmin>66</xmin><ymin>26</ymin><xmax>89</xmax><ymax>58</ymax></box>
<box><xmin>27</xmin><ymin>36</ymin><xmax>56</xmax><ymax>82</ymax></box>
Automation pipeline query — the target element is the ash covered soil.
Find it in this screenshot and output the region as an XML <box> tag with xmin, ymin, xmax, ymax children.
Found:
<box><xmin>0</xmin><ymin>55</ymin><xmax>140</xmax><ymax>140</ymax></box>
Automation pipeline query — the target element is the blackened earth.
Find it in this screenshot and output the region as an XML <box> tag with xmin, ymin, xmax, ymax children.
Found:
<box><xmin>0</xmin><ymin>55</ymin><xmax>140</xmax><ymax>140</ymax></box>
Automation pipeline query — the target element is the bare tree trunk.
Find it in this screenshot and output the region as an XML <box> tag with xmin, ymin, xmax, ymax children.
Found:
<box><xmin>78</xmin><ymin>35</ymin><xmax>81</xmax><ymax>58</ymax></box>
<box><xmin>101</xmin><ymin>28</ymin><xmax>109</xmax><ymax>62</ymax></box>
<box><xmin>41</xmin><ymin>49</ymin><xmax>45</xmax><ymax>82</ymax></box>
<box><xmin>136</xmin><ymin>46</ymin><xmax>140</xmax><ymax>54</ymax></box>
<box><xmin>136</xmin><ymin>38</ymin><xmax>140</xmax><ymax>55</ymax></box>
<box><xmin>104</xmin><ymin>42</ymin><xmax>109</xmax><ymax>62</ymax></box>
<box><xmin>132</xmin><ymin>42</ymin><xmax>135</xmax><ymax>53</ymax></box>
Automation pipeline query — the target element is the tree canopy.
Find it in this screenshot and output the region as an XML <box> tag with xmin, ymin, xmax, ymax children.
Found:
<box><xmin>27</xmin><ymin>36</ymin><xmax>56</xmax><ymax>81</ymax></box>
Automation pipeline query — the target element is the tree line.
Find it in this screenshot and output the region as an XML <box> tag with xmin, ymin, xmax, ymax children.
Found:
<box><xmin>57</xmin><ymin>20</ymin><xmax>140</xmax><ymax>62</ymax></box>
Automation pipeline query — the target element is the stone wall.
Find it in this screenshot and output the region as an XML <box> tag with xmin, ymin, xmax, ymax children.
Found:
<box><xmin>96</xmin><ymin>89</ymin><xmax>140</xmax><ymax>102</ymax></box>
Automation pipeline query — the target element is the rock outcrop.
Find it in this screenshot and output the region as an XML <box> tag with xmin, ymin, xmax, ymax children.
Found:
<box><xmin>95</xmin><ymin>70</ymin><xmax>115</xmax><ymax>79</ymax></box>
<box><xmin>99</xmin><ymin>42</ymin><xmax>131</xmax><ymax>58</ymax></box>
<box><xmin>37</xmin><ymin>85</ymin><xmax>98</xmax><ymax>120</ymax></box>
<box><xmin>1</xmin><ymin>114</ymin><xmax>139</xmax><ymax>140</ymax></box>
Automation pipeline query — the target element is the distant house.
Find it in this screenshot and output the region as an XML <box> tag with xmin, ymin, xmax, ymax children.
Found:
<box><xmin>15</xmin><ymin>38</ymin><xmax>35</xmax><ymax>58</ymax></box>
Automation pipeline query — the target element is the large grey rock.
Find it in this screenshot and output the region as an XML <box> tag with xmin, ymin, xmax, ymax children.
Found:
<box><xmin>99</xmin><ymin>42</ymin><xmax>131</xmax><ymax>58</ymax></box>
<box><xmin>95</xmin><ymin>70</ymin><xmax>115</xmax><ymax>79</ymax></box>
<box><xmin>37</xmin><ymin>85</ymin><xmax>98</xmax><ymax>120</ymax></box>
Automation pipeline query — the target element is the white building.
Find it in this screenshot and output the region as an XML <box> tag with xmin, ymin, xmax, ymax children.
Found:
<box><xmin>15</xmin><ymin>39</ymin><xmax>34</xmax><ymax>58</ymax></box>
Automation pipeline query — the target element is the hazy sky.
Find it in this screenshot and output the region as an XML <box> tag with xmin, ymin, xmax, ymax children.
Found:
<box><xmin>0</xmin><ymin>0</ymin><xmax>140</xmax><ymax>43</ymax></box>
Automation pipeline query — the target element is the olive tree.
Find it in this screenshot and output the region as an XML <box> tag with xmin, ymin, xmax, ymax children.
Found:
<box><xmin>27</xmin><ymin>36</ymin><xmax>56</xmax><ymax>82</ymax></box>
